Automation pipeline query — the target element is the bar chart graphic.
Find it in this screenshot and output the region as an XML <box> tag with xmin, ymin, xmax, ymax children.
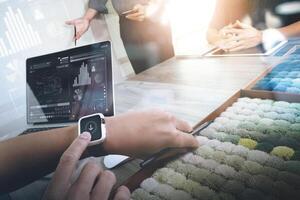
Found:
<box><xmin>73</xmin><ymin>62</ymin><xmax>92</xmax><ymax>87</ymax></box>
<box><xmin>0</xmin><ymin>6</ymin><xmax>42</xmax><ymax>58</ymax></box>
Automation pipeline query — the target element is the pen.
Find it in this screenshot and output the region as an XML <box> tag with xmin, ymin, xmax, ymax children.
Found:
<box><xmin>74</xmin><ymin>26</ymin><xmax>77</xmax><ymax>46</ymax></box>
<box><xmin>140</xmin><ymin>121</ymin><xmax>213</xmax><ymax>168</ymax></box>
<box><xmin>122</xmin><ymin>9</ymin><xmax>135</xmax><ymax>15</ymax></box>
<box><xmin>190</xmin><ymin>120</ymin><xmax>214</xmax><ymax>136</ymax></box>
<box><xmin>201</xmin><ymin>47</ymin><xmax>227</xmax><ymax>57</ymax></box>
<box><xmin>201</xmin><ymin>47</ymin><xmax>219</xmax><ymax>57</ymax></box>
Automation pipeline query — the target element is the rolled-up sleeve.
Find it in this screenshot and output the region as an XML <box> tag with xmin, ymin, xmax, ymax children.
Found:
<box><xmin>89</xmin><ymin>0</ymin><xmax>109</xmax><ymax>13</ymax></box>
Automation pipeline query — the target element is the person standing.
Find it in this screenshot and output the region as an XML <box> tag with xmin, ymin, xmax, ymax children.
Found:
<box><xmin>67</xmin><ymin>0</ymin><xmax>174</xmax><ymax>74</ymax></box>
<box><xmin>207</xmin><ymin>0</ymin><xmax>300</xmax><ymax>52</ymax></box>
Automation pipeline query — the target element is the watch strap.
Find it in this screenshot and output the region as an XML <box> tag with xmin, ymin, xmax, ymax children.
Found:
<box><xmin>87</xmin><ymin>116</ymin><xmax>107</xmax><ymax>156</ymax></box>
<box><xmin>87</xmin><ymin>143</ymin><xmax>108</xmax><ymax>157</ymax></box>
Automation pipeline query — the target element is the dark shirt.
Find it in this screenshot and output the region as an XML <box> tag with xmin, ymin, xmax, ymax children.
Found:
<box><xmin>251</xmin><ymin>0</ymin><xmax>300</xmax><ymax>29</ymax></box>
<box><xmin>88</xmin><ymin>0</ymin><xmax>174</xmax><ymax>74</ymax></box>
<box><xmin>88</xmin><ymin>0</ymin><xmax>149</xmax><ymax>15</ymax></box>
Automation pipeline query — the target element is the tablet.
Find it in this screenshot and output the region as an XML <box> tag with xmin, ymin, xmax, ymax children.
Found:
<box><xmin>202</xmin><ymin>40</ymin><xmax>287</xmax><ymax>57</ymax></box>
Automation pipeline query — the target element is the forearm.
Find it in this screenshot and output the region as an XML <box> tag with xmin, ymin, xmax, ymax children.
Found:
<box><xmin>278</xmin><ymin>21</ymin><xmax>300</xmax><ymax>38</ymax></box>
<box><xmin>206</xmin><ymin>28</ymin><xmax>221</xmax><ymax>45</ymax></box>
<box><xmin>83</xmin><ymin>8</ymin><xmax>98</xmax><ymax>21</ymax></box>
<box><xmin>207</xmin><ymin>0</ymin><xmax>249</xmax><ymax>44</ymax></box>
<box><xmin>0</xmin><ymin>116</ymin><xmax>120</xmax><ymax>194</ymax></box>
<box><xmin>0</xmin><ymin>110</ymin><xmax>199</xmax><ymax>194</ymax></box>
<box><xmin>149</xmin><ymin>0</ymin><xmax>165</xmax><ymax>6</ymax></box>
<box><xmin>0</xmin><ymin>126</ymin><xmax>77</xmax><ymax>193</ymax></box>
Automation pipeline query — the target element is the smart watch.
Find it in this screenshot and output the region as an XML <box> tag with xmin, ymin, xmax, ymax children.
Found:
<box><xmin>78</xmin><ymin>113</ymin><xmax>129</xmax><ymax>166</ymax></box>
<box><xmin>78</xmin><ymin>113</ymin><xmax>106</xmax><ymax>146</ymax></box>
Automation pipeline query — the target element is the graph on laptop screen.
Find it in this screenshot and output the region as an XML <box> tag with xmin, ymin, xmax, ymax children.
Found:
<box><xmin>26</xmin><ymin>42</ymin><xmax>113</xmax><ymax>124</ymax></box>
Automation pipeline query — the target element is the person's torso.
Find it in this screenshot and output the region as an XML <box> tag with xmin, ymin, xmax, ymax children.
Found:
<box><xmin>251</xmin><ymin>0</ymin><xmax>300</xmax><ymax>29</ymax></box>
<box><xmin>111</xmin><ymin>0</ymin><xmax>150</xmax><ymax>15</ymax></box>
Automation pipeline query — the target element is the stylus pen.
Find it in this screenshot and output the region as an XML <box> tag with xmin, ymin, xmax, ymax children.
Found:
<box><xmin>122</xmin><ymin>9</ymin><xmax>134</xmax><ymax>15</ymax></box>
<box><xmin>201</xmin><ymin>47</ymin><xmax>224</xmax><ymax>57</ymax></box>
<box><xmin>140</xmin><ymin>121</ymin><xmax>213</xmax><ymax>168</ymax></box>
<box><xmin>74</xmin><ymin>26</ymin><xmax>77</xmax><ymax>46</ymax></box>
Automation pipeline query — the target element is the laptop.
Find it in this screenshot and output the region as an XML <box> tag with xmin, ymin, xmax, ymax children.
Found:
<box><xmin>25</xmin><ymin>41</ymin><xmax>113</xmax><ymax>130</ymax></box>
<box><xmin>24</xmin><ymin>41</ymin><xmax>129</xmax><ymax>168</ymax></box>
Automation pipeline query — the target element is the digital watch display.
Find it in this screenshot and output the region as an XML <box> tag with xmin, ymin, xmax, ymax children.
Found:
<box><xmin>78</xmin><ymin>113</ymin><xmax>106</xmax><ymax>146</ymax></box>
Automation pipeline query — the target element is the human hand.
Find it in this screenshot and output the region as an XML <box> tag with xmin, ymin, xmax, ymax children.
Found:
<box><xmin>218</xmin><ymin>23</ymin><xmax>236</xmax><ymax>40</ymax></box>
<box><xmin>125</xmin><ymin>4</ymin><xmax>147</xmax><ymax>22</ymax></box>
<box><xmin>217</xmin><ymin>21</ymin><xmax>263</xmax><ymax>52</ymax></box>
<box><xmin>208</xmin><ymin>24</ymin><xmax>236</xmax><ymax>46</ymax></box>
<box><xmin>65</xmin><ymin>18</ymin><xmax>90</xmax><ymax>40</ymax></box>
<box><xmin>104</xmin><ymin>109</ymin><xmax>199</xmax><ymax>159</ymax></box>
<box><xmin>43</xmin><ymin>132</ymin><xmax>130</xmax><ymax>200</ymax></box>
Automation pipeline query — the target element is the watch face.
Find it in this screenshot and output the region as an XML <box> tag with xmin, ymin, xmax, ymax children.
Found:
<box><xmin>80</xmin><ymin>114</ymin><xmax>102</xmax><ymax>141</ymax></box>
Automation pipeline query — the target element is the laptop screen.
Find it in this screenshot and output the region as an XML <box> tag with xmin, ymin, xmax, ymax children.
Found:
<box><xmin>26</xmin><ymin>41</ymin><xmax>114</xmax><ymax>124</ymax></box>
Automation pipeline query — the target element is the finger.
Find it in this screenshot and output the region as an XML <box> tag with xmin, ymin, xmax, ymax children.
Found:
<box><xmin>174</xmin><ymin>118</ymin><xmax>193</xmax><ymax>133</ymax></box>
<box><xmin>220</xmin><ymin>40</ymin><xmax>245</xmax><ymax>50</ymax></box>
<box><xmin>226</xmin><ymin>31</ymin><xmax>258</xmax><ymax>42</ymax></box>
<box><xmin>228</xmin><ymin>45</ymin><xmax>247</xmax><ymax>52</ymax></box>
<box><xmin>133</xmin><ymin>4</ymin><xmax>142</xmax><ymax>11</ymax></box>
<box><xmin>126</xmin><ymin>16</ymin><xmax>144</xmax><ymax>22</ymax></box>
<box><xmin>219</xmin><ymin>42</ymin><xmax>240</xmax><ymax>51</ymax></box>
<box><xmin>220</xmin><ymin>34</ymin><xmax>232</xmax><ymax>40</ymax></box>
<box><xmin>226</xmin><ymin>23</ymin><xmax>233</xmax><ymax>28</ymax></box>
<box><xmin>132</xmin><ymin>7</ymin><xmax>139</xmax><ymax>12</ymax></box>
<box><xmin>225</xmin><ymin>38</ymin><xmax>251</xmax><ymax>51</ymax></box>
<box><xmin>76</xmin><ymin>28</ymin><xmax>88</xmax><ymax>40</ymax></box>
<box><xmin>75</xmin><ymin>31</ymin><xmax>83</xmax><ymax>40</ymax></box>
<box><xmin>136</xmin><ymin>16</ymin><xmax>145</xmax><ymax>22</ymax></box>
<box><xmin>126</xmin><ymin>12</ymin><xmax>144</xmax><ymax>18</ymax></box>
<box><xmin>70</xmin><ymin>162</ymin><xmax>102</xmax><ymax>197</ymax></box>
<box><xmin>52</xmin><ymin>132</ymin><xmax>91</xmax><ymax>190</ymax></box>
<box><xmin>124</xmin><ymin>6</ymin><xmax>139</xmax><ymax>15</ymax></box>
<box><xmin>220</xmin><ymin>23</ymin><xmax>234</xmax><ymax>33</ymax></box>
<box><xmin>91</xmin><ymin>170</ymin><xmax>117</xmax><ymax>200</ymax></box>
<box><xmin>222</xmin><ymin>28</ymin><xmax>245</xmax><ymax>35</ymax></box>
<box><xmin>219</xmin><ymin>39</ymin><xmax>244</xmax><ymax>50</ymax></box>
<box><xmin>231</xmin><ymin>21</ymin><xmax>241</xmax><ymax>28</ymax></box>
<box><xmin>127</xmin><ymin>17</ymin><xmax>144</xmax><ymax>22</ymax></box>
<box><xmin>113</xmin><ymin>186</ymin><xmax>131</xmax><ymax>200</ymax></box>
<box><xmin>219</xmin><ymin>29</ymin><xmax>234</xmax><ymax>38</ymax></box>
<box><xmin>170</xmin><ymin>130</ymin><xmax>199</xmax><ymax>148</ymax></box>
<box><xmin>236</xmin><ymin>20</ymin><xmax>251</xmax><ymax>29</ymax></box>
<box><xmin>65</xmin><ymin>20</ymin><xmax>75</xmax><ymax>25</ymax></box>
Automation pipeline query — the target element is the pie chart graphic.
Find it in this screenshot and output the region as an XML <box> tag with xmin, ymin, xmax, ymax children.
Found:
<box><xmin>73</xmin><ymin>88</ymin><xmax>83</xmax><ymax>101</ymax></box>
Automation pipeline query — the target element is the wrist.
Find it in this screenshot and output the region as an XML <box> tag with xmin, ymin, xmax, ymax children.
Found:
<box><xmin>102</xmin><ymin>117</ymin><xmax>118</xmax><ymax>154</ymax></box>
<box><xmin>67</xmin><ymin>125</ymin><xmax>79</xmax><ymax>145</ymax></box>
<box><xmin>257</xmin><ymin>30</ymin><xmax>263</xmax><ymax>43</ymax></box>
<box><xmin>84</xmin><ymin>8</ymin><xmax>98</xmax><ymax>21</ymax></box>
<box><xmin>262</xmin><ymin>28</ymin><xmax>286</xmax><ymax>50</ymax></box>
<box><xmin>79</xmin><ymin>116</ymin><xmax>112</xmax><ymax>158</ymax></box>
<box><xmin>82</xmin><ymin>16</ymin><xmax>92</xmax><ymax>23</ymax></box>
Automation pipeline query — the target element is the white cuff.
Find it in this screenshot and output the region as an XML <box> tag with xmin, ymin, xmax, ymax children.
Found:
<box><xmin>262</xmin><ymin>28</ymin><xmax>286</xmax><ymax>51</ymax></box>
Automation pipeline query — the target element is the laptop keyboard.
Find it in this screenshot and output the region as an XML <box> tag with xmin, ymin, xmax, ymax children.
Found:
<box><xmin>21</xmin><ymin>126</ymin><xmax>67</xmax><ymax>135</ymax></box>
